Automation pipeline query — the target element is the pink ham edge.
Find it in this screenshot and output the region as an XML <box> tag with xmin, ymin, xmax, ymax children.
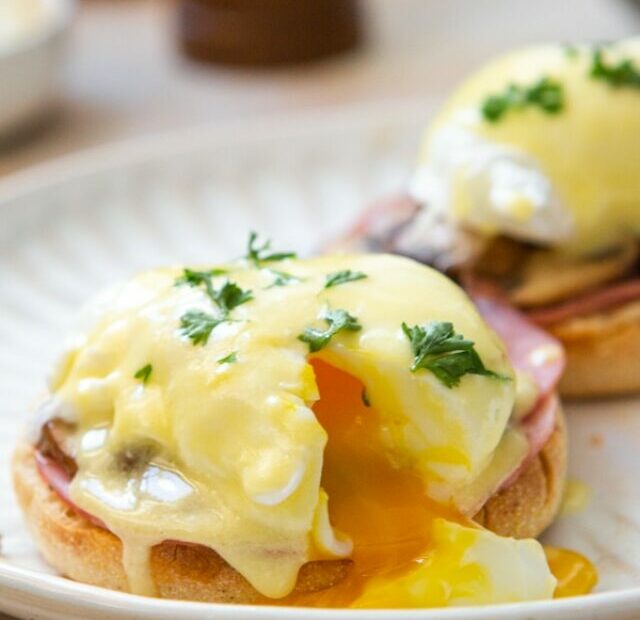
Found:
<box><xmin>527</xmin><ymin>278</ymin><xmax>640</xmax><ymax>327</ymax></box>
<box><xmin>499</xmin><ymin>394</ymin><xmax>559</xmax><ymax>491</ymax></box>
<box><xmin>467</xmin><ymin>278</ymin><xmax>565</xmax><ymax>492</ymax></box>
<box><xmin>468</xmin><ymin>278</ymin><xmax>566</xmax><ymax>395</ymax></box>
<box><xmin>35</xmin><ymin>450</ymin><xmax>106</xmax><ymax>528</ymax></box>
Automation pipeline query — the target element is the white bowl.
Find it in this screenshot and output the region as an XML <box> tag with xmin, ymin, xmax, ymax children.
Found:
<box><xmin>0</xmin><ymin>0</ymin><xmax>75</xmax><ymax>138</ymax></box>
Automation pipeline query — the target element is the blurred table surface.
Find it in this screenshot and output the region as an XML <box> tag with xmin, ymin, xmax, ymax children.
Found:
<box><xmin>0</xmin><ymin>0</ymin><xmax>639</xmax><ymax>179</ymax></box>
<box><xmin>1</xmin><ymin>0</ymin><xmax>640</xmax><ymax>618</ymax></box>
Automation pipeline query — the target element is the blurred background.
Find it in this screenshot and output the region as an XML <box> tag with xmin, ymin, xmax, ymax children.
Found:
<box><xmin>0</xmin><ymin>0</ymin><xmax>639</xmax><ymax>178</ymax></box>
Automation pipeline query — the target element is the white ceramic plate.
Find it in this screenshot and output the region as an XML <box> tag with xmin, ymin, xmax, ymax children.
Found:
<box><xmin>1</xmin><ymin>101</ymin><xmax>640</xmax><ymax>620</ymax></box>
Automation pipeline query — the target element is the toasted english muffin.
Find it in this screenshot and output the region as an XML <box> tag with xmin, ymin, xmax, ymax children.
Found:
<box><xmin>549</xmin><ymin>301</ymin><xmax>640</xmax><ymax>398</ymax></box>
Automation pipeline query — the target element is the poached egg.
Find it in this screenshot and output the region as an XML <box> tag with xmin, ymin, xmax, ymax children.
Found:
<box><xmin>39</xmin><ymin>251</ymin><xmax>564</xmax><ymax>606</ymax></box>
<box><xmin>412</xmin><ymin>38</ymin><xmax>640</xmax><ymax>256</ymax></box>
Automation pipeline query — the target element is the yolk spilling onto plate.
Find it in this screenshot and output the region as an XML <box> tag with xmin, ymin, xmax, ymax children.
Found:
<box><xmin>545</xmin><ymin>547</ymin><xmax>598</xmax><ymax>598</ymax></box>
<box><xmin>285</xmin><ymin>360</ymin><xmax>595</xmax><ymax>607</ymax></box>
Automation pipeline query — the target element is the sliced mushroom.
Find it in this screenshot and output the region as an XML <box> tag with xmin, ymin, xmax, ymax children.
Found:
<box><xmin>114</xmin><ymin>441</ymin><xmax>159</xmax><ymax>474</ymax></box>
<box><xmin>471</xmin><ymin>236</ymin><xmax>534</xmax><ymax>282</ymax></box>
<box><xmin>508</xmin><ymin>240</ymin><xmax>638</xmax><ymax>308</ymax></box>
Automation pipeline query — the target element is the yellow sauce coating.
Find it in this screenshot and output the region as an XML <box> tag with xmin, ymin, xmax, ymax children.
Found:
<box><xmin>40</xmin><ymin>254</ymin><xmax>587</xmax><ymax>606</ymax></box>
<box><xmin>419</xmin><ymin>39</ymin><xmax>640</xmax><ymax>255</ymax></box>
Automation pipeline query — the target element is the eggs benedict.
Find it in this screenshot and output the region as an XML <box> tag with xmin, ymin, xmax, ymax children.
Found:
<box><xmin>337</xmin><ymin>38</ymin><xmax>640</xmax><ymax>397</ymax></box>
<box><xmin>13</xmin><ymin>236</ymin><xmax>594</xmax><ymax>606</ymax></box>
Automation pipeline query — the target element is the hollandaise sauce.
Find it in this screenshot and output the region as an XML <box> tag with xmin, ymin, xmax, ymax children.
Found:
<box><xmin>37</xmin><ymin>250</ymin><xmax>593</xmax><ymax>607</ymax></box>
<box><xmin>415</xmin><ymin>38</ymin><xmax>640</xmax><ymax>255</ymax></box>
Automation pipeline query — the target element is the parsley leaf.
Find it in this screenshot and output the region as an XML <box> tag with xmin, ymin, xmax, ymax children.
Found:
<box><xmin>402</xmin><ymin>321</ymin><xmax>503</xmax><ymax>388</ymax></box>
<box><xmin>266</xmin><ymin>269</ymin><xmax>302</xmax><ymax>288</ymax></box>
<box><xmin>176</xmin><ymin>269</ymin><xmax>251</xmax><ymax>316</ymax></box>
<box><xmin>246</xmin><ymin>231</ymin><xmax>296</xmax><ymax>265</ymax></box>
<box><xmin>175</xmin><ymin>268</ymin><xmax>226</xmax><ymax>300</ymax></box>
<box><xmin>298</xmin><ymin>308</ymin><xmax>362</xmax><ymax>353</ymax></box>
<box><xmin>325</xmin><ymin>270</ymin><xmax>368</xmax><ymax>289</ymax></box>
<box><xmin>481</xmin><ymin>77</ymin><xmax>564</xmax><ymax>123</ymax></box>
<box><xmin>218</xmin><ymin>351</ymin><xmax>238</xmax><ymax>364</ymax></box>
<box><xmin>590</xmin><ymin>48</ymin><xmax>640</xmax><ymax>88</ymax></box>
<box><xmin>211</xmin><ymin>280</ymin><xmax>253</xmax><ymax>315</ymax></box>
<box><xmin>179</xmin><ymin>310</ymin><xmax>224</xmax><ymax>346</ymax></box>
<box><xmin>134</xmin><ymin>364</ymin><xmax>153</xmax><ymax>384</ymax></box>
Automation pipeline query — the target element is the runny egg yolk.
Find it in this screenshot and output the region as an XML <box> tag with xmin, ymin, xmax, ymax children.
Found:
<box><xmin>284</xmin><ymin>359</ymin><xmax>466</xmax><ymax>607</ymax></box>
<box><xmin>285</xmin><ymin>360</ymin><xmax>595</xmax><ymax>607</ymax></box>
<box><xmin>544</xmin><ymin>547</ymin><xmax>598</xmax><ymax>599</ymax></box>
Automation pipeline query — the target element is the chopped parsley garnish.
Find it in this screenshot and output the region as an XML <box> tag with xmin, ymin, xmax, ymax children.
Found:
<box><xmin>402</xmin><ymin>321</ymin><xmax>503</xmax><ymax>388</ymax></box>
<box><xmin>266</xmin><ymin>269</ymin><xmax>302</xmax><ymax>288</ymax></box>
<box><xmin>590</xmin><ymin>48</ymin><xmax>640</xmax><ymax>88</ymax></box>
<box><xmin>176</xmin><ymin>269</ymin><xmax>251</xmax><ymax>316</ymax></box>
<box><xmin>217</xmin><ymin>351</ymin><xmax>238</xmax><ymax>365</ymax></box>
<box><xmin>179</xmin><ymin>310</ymin><xmax>224</xmax><ymax>346</ymax></box>
<box><xmin>134</xmin><ymin>364</ymin><xmax>153</xmax><ymax>384</ymax></box>
<box><xmin>298</xmin><ymin>308</ymin><xmax>362</xmax><ymax>353</ymax></box>
<box><xmin>175</xmin><ymin>268</ymin><xmax>226</xmax><ymax>300</ymax></box>
<box><xmin>481</xmin><ymin>77</ymin><xmax>564</xmax><ymax>122</ymax></box>
<box><xmin>246</xmin><ymin>231</ymin><xmax>296</xmax><ymax>265</ymax></box>
<box><xmin>325</xmin><ymin>270</ymin><xmax>367</xmax><ymax>289</ymax></box>
<box><xmin>177</xmin><ymin>270</ymin><xmax>252</xmax><ymax>345</ymax></box>
<box><xmin>211</xmin><ymin>280</ymin><xmax>253</xmax><ymax>315</ymax></box>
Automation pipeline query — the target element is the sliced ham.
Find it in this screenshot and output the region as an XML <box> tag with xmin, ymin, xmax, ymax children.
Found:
<box><xmin>527</xmin><ymin>278</ymin><xmax>640</xmax><ymax>327</ymax></box>
<box><xmin>498</xmin><ymin>394</ymin><xmax>559</xmax><ymax>492</ymax></box>
<box><xmin>35</xmin><ymin>450</ymin><xmax>106</xmax><ymax>528</ymax></box>
<box><xmin>520</xmin><ymin>394</ymin><xmax>558</xmax><ymax>459</ymax></box>
<box><xmin>465</xmin><ymin>278</ymin><xmax>565</xmax><ymax>492</ymax></box>
<box><xmin>468</xmin><ymin>278</ymin><xmax>565</xmax><ymax>396</ymax></box>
